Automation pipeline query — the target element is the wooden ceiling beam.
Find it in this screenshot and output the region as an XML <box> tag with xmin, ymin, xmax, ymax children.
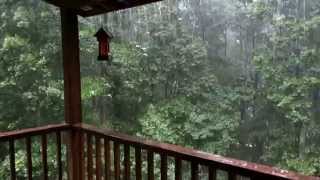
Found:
<box><xmin>43</xmin><ymin>0</ymin><xmax>162</xmax><ymax>17</ymax></box>
<box><xmin>44</xmin><ymin>0</ymin><xmax>86</xmax><ymax>9</ymax></box>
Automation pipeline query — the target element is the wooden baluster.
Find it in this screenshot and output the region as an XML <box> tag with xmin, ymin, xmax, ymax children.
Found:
<box><xmin>124</xmin><ymin>144</ymin><xmax>130</xmax><ymax>180</ymax></box>
<box><xmin>208</xmin><ymin>167</ymin><xmax>216</xmax><ymax>180</ymax></box>
<box><xmin>80</xmin><ymin>132</ymin><xmax>85</xmax><ymax>179</ymax></box>
<box><xmin>41</xmin><ymin>134</ymin><xmax>48</xmax><ymax>180</ymax></box>
<box><xmin>104</xmin><ymin>138</ymin><xmax>110</xmax><ymax>180</ymax></box>
<box><xmin>147</xmin><ymin>151</ymin><xmax>154</xmax><ymax>180</ymax></box>
<box><xmin>26</xmin><ymin>137</ymin><xmax>32</xmax><ymax>180</ymax></box>
<box><xmin>9</xmin><ymin>139</ymin><xmax>16</xmax><ymax>180</ymax></box>
<box><xmin>191</xmin><ymin>162</ymin><xmax>199</xmax><ymax>180</ymax></box>
<box><xmin>251</xmin><ymin>175</ymin><xmax>262</xmax><ymax>180</ymax></box>
<box><xmin>228</xmin><ymin>172</ymin><xmax>237</xmax><ymax>180</ymax></box>
<box><xmin>56</xmin><ymin>131</ymin><xmax>63</xmax><ymax>180</ymax></box>
<box><xmin>175</xmin><ymin>158</ymin><xmax>182</xmax><ymax>180</ymax></box>
<box><xmin>96</xmin><ymin>136</ymin><xmax>102</xmax><ymax>180</ymax></box>
<box><xmin>87</xmin><ymin>134</ymin><xmax>93</xmax><ymax>180</ymax></box>
<box><xmin>114</xmin><ymin>142</ymin><xmax>120</xmax><ymax>180</ymax></box>
<box><xmin>160</xmin><ymin>154</ymin><xmax>167</xmax><ymax>180</ymax></box>
<box><xmin>135</xmin><ymin>147</ymin><xmax>142</xmax><ymax>180</ymax></box>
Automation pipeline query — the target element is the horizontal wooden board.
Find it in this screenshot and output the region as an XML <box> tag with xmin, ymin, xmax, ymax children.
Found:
<box><xmin>44</xmin><ymin>0</ymin><xmax>162</xmax><ymax>17</ymax></box>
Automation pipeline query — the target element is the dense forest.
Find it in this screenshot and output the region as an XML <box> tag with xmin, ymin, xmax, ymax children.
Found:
<box><xmin>0</xmin><ymin>0</ymin><xmax>320</xmax><ymax>178</ymax></box>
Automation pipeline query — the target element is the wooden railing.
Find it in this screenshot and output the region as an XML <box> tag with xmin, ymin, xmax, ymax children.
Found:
<box><xmin>0</xmin><ymin>124</ymin><xmax>70</xmax><ymax>180</ymax></box>
<box><xmin>0</xmin><ymin>123</ymin><xmax>318</xmax><ymax>180</ymax></box>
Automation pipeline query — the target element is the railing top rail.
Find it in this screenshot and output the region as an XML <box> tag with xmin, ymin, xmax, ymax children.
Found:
<box><xmin>0</xmin><ymin>123</ymin><xmax>70</xmax><ymax>142</ymax></box>
<box><xmin>74</xmin><ymin>123</ymin><xmax>319</xmax><ymax>180</ymax></box>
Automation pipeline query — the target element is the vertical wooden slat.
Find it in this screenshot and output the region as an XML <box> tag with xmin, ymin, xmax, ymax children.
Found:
<box><xmin>124</xmin><ymin>144</ymin><xmax>130</xmax><ymax>180</ymax></box>
<box><xmin>175</xmin><ymin>158</ymin><xmax>182</xmax><ymax>180</ymax></box>
<box><xmin>208</xmin><ymin>167</ymin><xmax>216</xmax><ymax>180</ymax></box>
<box><xmin>26</xmin><ymin>137</ymin><xmax>32</xmax><ymax>180</ymax></box>
<box><xmin>87</xmin><ymin>134</ymin><xmax>93</xmax><ymax>180</ymax></box>
<box><xmin>41</xmin><ymin>134</ymin><xmax>48</xmax><ymax>180</ymax></box>
<box><xmin>147</xmin><ymin>151</ymin><xmax>154</xmax><ymax>180</ymax></box>
<box><xmin>191</xmin><ymin>162</ymin><xmax>199</xmax><ymax>180</ymax></box>
<box><xmin>96</xmin><ymin>136</ymin><xmax>102</xmax><ymax>180</ymax></box>
<box><xmin>160</xmin><ymin>154</ymin><xmax>167</xmax><ymax>180</ymax></box>
<box><xmin>114</xmin><ymin>142</ymin><xmax>120</xmax><ymax>180</ymax></box>
<box><xmin>228</xmin><ymin>172</ymin><xmax>237</xmax><ymax>180</ymax></box>
<box><xmin>56</xmin><ymin>132</ymin><xmax>62</xmax><ymax>180</ymax></box>
<box><xmin>104</xmin><ymin>138</ymin><xmax>110</xmax><ymax>180</ymax></box>
<box><xmin>80</xmin><ymin>132</ymin><xmax>85</xmax><ymax>180</ymax></box>
<box><xmin>135</xmin><ymin>147</ymin><xmax>142</xmax><ymax>180</ymax></box>
<box><xmin>9</xmin><ymin>139</ymin><xmax>16</xmax><ymax>180</ymax></box>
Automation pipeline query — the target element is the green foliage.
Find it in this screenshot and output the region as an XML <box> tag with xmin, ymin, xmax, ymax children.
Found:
<box><xmin>250</xmin><ymin>0</ymin><xmax>320</xmax><ymax>174</ymax></box>
<box><xmin>139</xmin><ymin>88</ymin><xmax>240</xmax><ymax>155</ymax></box>
<box><xmin>139</xmin><ymin>101</ymin><xmax>189</xmax><ymax>144</ymax></box>
<box><xmin>0</xmin><ymin>0</ymin><xmax>63</xmax><ymax>131</ymax></box>
<box><xmin>281</xmin><ymin>155</ymin><xmax>320</xmax><ymax>176</ymax></box>
<box><xmin>82</xmin><ymin>77</ymin><xmax>109</xmax><ymax>100</ymax></box>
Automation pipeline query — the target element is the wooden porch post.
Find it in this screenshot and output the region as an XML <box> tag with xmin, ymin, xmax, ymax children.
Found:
<box><xmin>61</xmin><ymin>9</ymin><xmax>84</xmax><ymax>180</ymax></box>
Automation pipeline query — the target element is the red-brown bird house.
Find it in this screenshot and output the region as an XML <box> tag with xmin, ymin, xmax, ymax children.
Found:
<box><xmin>94</xmin><ymin>28</ymin><xmax>113</xmax><ymax>61</ymax></box>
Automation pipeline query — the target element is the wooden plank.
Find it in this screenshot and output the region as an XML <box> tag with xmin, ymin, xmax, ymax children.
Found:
<box><xmin>61</xmin><ymin>8</ymin><xmax>82</xmax><ymax>125</ymax></box>
<box><xmin>208</xmin><ymin>167</ymin><xmax>216</xmax><ymax>180</ymax></box>
<box><xmin>104</xmin><ymin>138</ymin><xmax>110</xmax><ymax>180</ymax></box>
<box><xmin>191</xmin><ymin>162</ymin><xmax>199</xmax><ymax>180</ymax></box>
<box><xmin>160</xmin><ymin>154</ymin><xmax>167</xmax><ymax>180</ymax></box>
<box><xmin>82</xmin><ymin>0</ymin><xmax>162</xmax><ymax>17</ymax></box>
<box><xmin>44</xmin><ymin>0</ymin><xmax>163</xmax><ymax>17</ymax></box>
<box><xmin>74</xmin><ymin>123</ymin><xmax>308</xmax><ymax>180</ymax></box>
<box><xmin>96</xmin><ymin>136</ymin><xmax>102</xmax><ymax>180</ymax></box>
<box><xmin>114</xmin><ymin>142</ymin><xmax>120</xmax><ymax>180</ymax></box>
<box><xmin>175</xmin><ymin>158</ymin><xmax>182</xmax><ymax>180</ymax></box>
<box><xmin>135</xmin><ymin>147</ymin><xmax>142</xmax><ymax>180</ymax></box>
<box><xmin>80</xmin><ymin>133</ymin><xmax>85</xmax><ymax>180</ymax></box>
<box><xmin>9</xmin><ymin>139</ymin><xmax>16</xmax><ymax>180</ymax></box>
<box><xmin>124</xmin><ymin>144</ymin><xmax>131</xmax><ymax>180</ymax></box>
<box><xmin>67</xmin><ymin>130</ymin><xmax>84</xmax><ymax>180</ymax></box>
<box><xmin>147</xmin><ymin>151</ymin><xmax>154</xmax><ymax>180</ymax></box>
<box><xmin>56</xmin><ymin>132</ymin><xmax>63</xmax><ymax>180</ymax></box>
<box><xmin>1</xmin><ymin>123</ymin><xmax>315</xmax><ymax>180</ymax></box>
<box><xmin>41</xmin><ymin>135</ymin><xmax>48</xmax><ymax>180</ymax></box>
<box><xmin>26</xmin><ymin>137</ymin><xmax>32</xmax><ymax>180</ymax></box>
<box><xmin>0</xmin><ymin>124</ymin><xmax>70</xmax><ymax>142</ymax></box>
<box><xmin>61</xmin><ymin>8</ymin><xmax>83</xmax><ymax>180</ymax></box>
<box><xmin>228</xmin><ymin>172</ymin><xmax>237</xmax><ymax>180</ymax></box>
<box><xmin>87</xmin><ymin>134</ymin><xmax>93</xmax><ymax>180</ymax></box>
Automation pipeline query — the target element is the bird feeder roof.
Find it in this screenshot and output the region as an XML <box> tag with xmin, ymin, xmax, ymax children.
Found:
<box><xmin>94</xmin><ymin>28</ymin><xmax>113</xmax><ymax>39</ymax></box>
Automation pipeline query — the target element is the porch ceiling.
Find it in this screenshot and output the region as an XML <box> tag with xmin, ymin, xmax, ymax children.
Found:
<box><xmin>44</xmin><ymin>0</ymin><xmax>162</xmax><ymax>17</ymax></box>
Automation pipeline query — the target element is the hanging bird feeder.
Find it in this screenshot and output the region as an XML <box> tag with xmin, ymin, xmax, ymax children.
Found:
<box><xmin>94</xmin><ymin>27</ymin><xmax>113</xmax><ymax>61</ymax></box>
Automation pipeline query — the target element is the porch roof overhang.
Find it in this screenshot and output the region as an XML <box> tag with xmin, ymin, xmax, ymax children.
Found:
<box><xmin>44</xmin><ymin>0</ymin><xmax>162</xmax><ymax>17</ymax></box>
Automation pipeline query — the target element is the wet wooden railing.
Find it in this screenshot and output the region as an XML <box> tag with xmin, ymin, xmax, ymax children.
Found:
<box><xmin>0</xmin><ymin>123</ymin><xmax>318</xmax><ymax>180</ymax></box>
<box><xmin>0</xmin><ymin>124</ymin><xmax>70</xmax><ymax>180</ymax></box>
